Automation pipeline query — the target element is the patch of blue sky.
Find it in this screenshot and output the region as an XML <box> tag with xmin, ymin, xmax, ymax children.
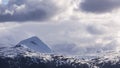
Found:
<box><xmin>2</xmin><ymin>0</ymin><xmax>9</xmax><ymax>5</ymax></box>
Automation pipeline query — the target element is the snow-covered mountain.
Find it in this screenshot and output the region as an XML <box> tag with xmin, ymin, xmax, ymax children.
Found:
<box><xmin>0</xmin><ymin>36</ymin><xmax>120</xmax><ymax>68</ymax></box>
<box><xmin>17</xmin><ymin>36</ymin><xmax>52</xmax><ymax>53</ymax></box>
<box><xmin>0</xmin><ymin>44</ymin><xmax>120</xmax><ymax>68</ymax></box>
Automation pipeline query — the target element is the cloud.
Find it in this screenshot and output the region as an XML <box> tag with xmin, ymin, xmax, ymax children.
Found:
<box><xmin>0</xmin><ymin>21</ymin><xmax>117</xmax><ymax>54</ymax></box>
<box><xmin>80</xmin><ymin>0</ymin><xmax>120</xmax><ymax>13</ymax></box>
<box><xmin>0</xmin><ymin>20</ymin><xmax>119</xmax><ymax>55</ymax></box>
<box><xmin>52</xmin><ymin>43</ymin><xmax>78</xmax><ymax>55</ymax></box>
<box><xmin>0</xmin><ymin>0</ymin><xmax>58</xmax><ymax>22</ymax></box>
<box><xmin>0</xmin><ymin>0</ymin><xmax>2</xmax><ymax>5</ymax></box>
<box><xmin>86</xmin><ymin>24</ymin><xmax>107</xmax><ymax>35</ymax></box>
<box><xmin>0</xmin><ymin>0</ymin><xmax>120</xmax><ymax>55</ymax></box>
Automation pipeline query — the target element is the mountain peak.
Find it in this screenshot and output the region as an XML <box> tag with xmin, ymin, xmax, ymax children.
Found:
<box><xmin>16</xmin><ymin>36</ymin><xmax>52</xmax><ymax>53</ymax></box>
<box><xmin>26</xmin><ymin>36</ymin><xmax>41</xmax><ymax>41</ymax></box>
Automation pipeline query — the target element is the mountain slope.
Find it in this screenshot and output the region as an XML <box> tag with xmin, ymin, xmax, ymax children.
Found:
<box><xmin>17</xmin><ymin>36</ymin><xmax>52</xmax><ymax>53</ymax></box>
<box><xmin>0</xmin><ymin>46</ymin><xmax>90</xmax><ymax>68</ymax></box>
<box><xmin>1</xmin><ymin>46</ymin><xmax>120</xmax><ymax>68</ymax></box>
<box><xmin>0</xmin><ymin>36</ymin><xmax>120</xmax><ymax>68</ymax></box>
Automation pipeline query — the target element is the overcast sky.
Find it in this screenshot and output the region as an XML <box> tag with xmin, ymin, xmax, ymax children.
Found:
<box><xmin>0</xmin><ymin>0</ymin><xmax>120</xmax><ymax>55</ymax></box>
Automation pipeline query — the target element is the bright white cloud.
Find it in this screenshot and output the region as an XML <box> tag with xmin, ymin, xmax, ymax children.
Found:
<box><xmin>0</xmin><ymin>0</ymin><xmax>2</xmax><ymax>5</ymax></box>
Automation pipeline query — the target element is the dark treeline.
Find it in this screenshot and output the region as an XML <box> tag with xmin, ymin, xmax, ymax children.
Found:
<box><xmin>0</xmin><ymin>54</ymin><xmax>120</xmax><ymax>68</ymax></box>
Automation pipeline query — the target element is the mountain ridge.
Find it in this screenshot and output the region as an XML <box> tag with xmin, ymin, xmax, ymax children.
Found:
<box><xmin>0</xmin><ymin>36</ymin><xmax>120</xmax><ymax>68</ymax></box>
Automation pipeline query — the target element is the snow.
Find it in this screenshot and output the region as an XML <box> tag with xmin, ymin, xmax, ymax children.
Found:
<box><xmin>1</xmin><ymin>36</ymin><xmax>120</xmax><ymax>68</ymax></box>
<box><xmin>0</xmin><ymin>36</ymin><xmax>53</xmax><ymax>58</ymax></box>
<box><xmin>0</xmin><ymin>42</ymin><xmax>120</xmax><ymax>68</ymax></box>
<box><xmin>17</xmin><ymin>36</ymin><xmax>52</xmax><ymax>53</ymax></box>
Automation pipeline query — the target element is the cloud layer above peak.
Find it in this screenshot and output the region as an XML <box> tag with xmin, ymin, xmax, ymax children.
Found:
<box><xmin>0</xmin><ymin>0</ymin><xmax>60</xmax><ymax>22</ymax></box>
<box><xmin>1</xmin><ymin>0</ymin><xmax>120</xmax><ymax>22</ymax></box>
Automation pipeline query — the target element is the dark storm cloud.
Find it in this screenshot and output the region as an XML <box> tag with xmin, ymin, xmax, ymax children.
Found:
<box><xmin>87</xmin><ymin>26</ymin><xmax>102</xmax><ymax>35</ymax></box>
<box><xmin>0</xmin><ymin>9</ymin><xmax>48</xmax><ymax>22</ymax></box>
<box><xmin>86</xmin><ymin>24</ymin><xmax>107</xmax><ymax>35</ymax></box>
<box><xmin>0</xmin><ymin>0</ymin><xmax>57</xmax><ymax>22</ymax></box>
<box><xmin>80</xmin><ymin>0</ymin><xmax>120</xmax><ymax>13</ymax></box>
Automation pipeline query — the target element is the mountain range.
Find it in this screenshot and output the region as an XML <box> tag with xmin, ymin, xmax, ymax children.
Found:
<box><xmin>0</xmin><ymin>36</ymin><xmax>120</xmax><ymax>68</ymax></box>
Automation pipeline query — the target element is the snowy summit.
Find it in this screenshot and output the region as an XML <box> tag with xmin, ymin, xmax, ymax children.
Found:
<box><xmin>16</xmin><ymin>36</ymin><xmax>52</xmax><ymax>53</ymax></box>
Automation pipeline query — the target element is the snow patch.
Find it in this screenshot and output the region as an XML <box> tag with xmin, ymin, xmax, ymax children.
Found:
<box><xmin>17</xmin><ymin>36</ymin><xmax>52</xmax><ymax>53</ymax></box>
